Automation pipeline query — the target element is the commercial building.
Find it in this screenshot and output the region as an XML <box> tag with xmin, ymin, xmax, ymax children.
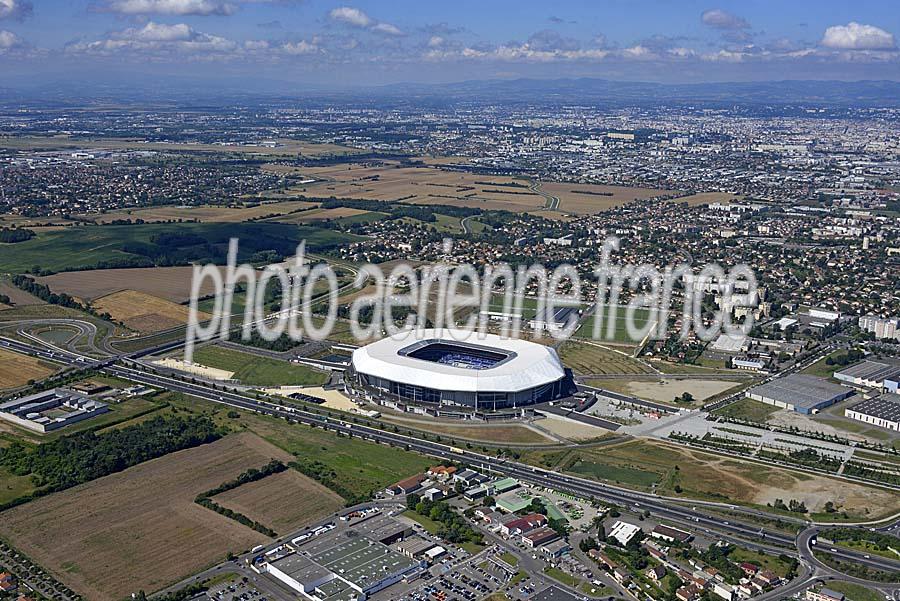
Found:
<box><xmin>0</xmin><ymin>388</ymin><xmax>109</xmax><ymax>433</ymax></box>
<box><xmin>746</xmin><ymin>374</ymin><xmax>853</xmax><ymax>414</ymax></box>
<box><xmin>609</xmin><ymin>521</ymin><xmax>642</xmax><ymax>546</ymax></box>
<box><xmin>844</xmin><ymin>393</ymin><xmax>900</xmax><ymax>432</ymax></box>
<box><xmin>350</xmin><ymin>329</ymin><xmax>573</xmax><ymax>412</ymax></box>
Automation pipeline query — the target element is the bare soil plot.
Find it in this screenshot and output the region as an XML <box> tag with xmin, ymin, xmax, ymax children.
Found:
<box><xmin>0</xmin><ymin>347</ymin><xmax>58</xmax><ymax>388</ymax></box>
<box><xmin>213</xmin><ymin>469</ymin><xmax>343</xmax><ymax>534</ymax></box>
<box><xmin>93</xmin><ymin>289</ymin><xmax>210</xmax><ymax>332</ymax></box>
<box><xmin>542</xmin><ymin>182</ymin><xmax>676</xmax><ymax>214</ymax></box>
<box><xmin>38</xmin><ymin>267</ymin><xmax>226</xmax><ymax>303</ymax></box>
<box><xmin>0</xmin><ymin>432</ymin><xmax>293</xmax><ymax>601</ymax></box>
<box><xmin>82</xmin><ymin>201</ymin><xmax>315</xmax><ymax>224</ymax></box>
<box><xmin>671</xmin><ymin>192</ymin><xmax>743</xmax><ymax>206</ymax></box>
<box><xmin>593</xmin><ymin>378</ymin><xmax>742</xmax><ymax>403</ymax></box>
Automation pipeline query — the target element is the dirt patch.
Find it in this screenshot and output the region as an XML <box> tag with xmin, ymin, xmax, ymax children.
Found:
<box><xmin>541</xmin><ymin>182</ymin><xmax>676</xmax><ymax>214</ymax></box>
<box><xmin>0</xmin><ymin>432</ymin><xmax>293</xmax><ymax>601</ymax></box>
<box><xmin>617</xmin><ymin>379</ymin><xmax>741</xmax><ymax>403</ymax></box>
<box><xmin>213</xmin><ymin>469</ymin><xmax>343</xmax><ymax>534</ymax></box>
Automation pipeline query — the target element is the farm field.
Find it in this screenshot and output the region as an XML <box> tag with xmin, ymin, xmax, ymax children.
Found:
<box><xmin>213</xmin><ymin>469</ymin><xmax>344</xmax><ymax>534</ymax></box>
<box><xmin>558</xmin><ymin>341</ymin><xmax>654</xmax><ymax>375</ymax></box>
<box><xmin>82</xmin><ymin>201</ymin><xmax>316</xmax><ymax>224</ymax></box>
<box><xmin>140</xmin><ymin>392</ymin><xmax>433</xmax><ymax>502</ymax></box>
<box><xmin>0</xmin><ymin>279</ymin><xmax>44</xmax><ymax>306</ymax></box>
<box><xmin>0</xmin><ymin>347</ymin><xmax>59</xmax><ymax>389</ymax></box>
<box><xmin>671</xmin><ymin>192</ymin><xmax>743</xmax><ymax>206</ymax></box>
<box><xmin>0</xmin><ymin>222</ymin><xmax>355</xmax><ymax>273</ymax></box>
<box><xmin>289</xmin><ymin>162</ymin><xmax>548</xmax><ymax>211</ymax></box>
<box><xmin>37</xmin><ymin>266</ymin><xmax>227</xmax><ymax>303</ymax></box>
<box><xmin>0</xmin><ymin>135</ymin><xmax>362</xmax><ymax>157</ymax></box>
<box><xmin>191</xmin><ymin>344</ymin><xmax>329</xmax><ymax>386</ymax></box>
<box><xmin>540</xmin><ymin>182</ymin><xmax>676</xmax><ymax>214</ymax></box>
<box><xmin>0</xmin><ymin>432</ymin><xmax>292</xmax><ymax>601</ymax></box>
<box><xmin>525</xmin><ymin>439</ymin><xmax>898</xmax><ymax>517</ymax></box>
<box><xmin>94</xmin><ymin>289</ymin><xmax>209</xmax><ymax>332</ymax></box>
<box><xmin>266</xmin><ymin>206</ymin><xmax>380</xmax><ymax>224</ymax></box>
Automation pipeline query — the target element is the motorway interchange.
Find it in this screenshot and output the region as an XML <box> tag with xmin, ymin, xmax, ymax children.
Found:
<box><xmin>1</xmin><ymin>333</ymin><xmax>899</xmax><ymax>600</ymax></box>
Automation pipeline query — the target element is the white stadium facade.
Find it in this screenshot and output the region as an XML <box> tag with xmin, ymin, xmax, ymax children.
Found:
<box><xmin>349</xmin><ymin>329</ymin><xmax>573</xmax><ymax>412</ymax></box>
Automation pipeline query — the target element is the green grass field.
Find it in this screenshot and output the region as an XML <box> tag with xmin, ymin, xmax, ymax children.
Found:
<box><xmin>559</xmin><ymin>341</ymin><xmax>653</xmax><ymax>375</ymax></box>
<box><xmin>192</xmin><ymin>345</ymin><xmax>329</xmax><ymax>386</ymax></box>
<box><xmin>713</xmin><ymin>398</ymin><xmax>779</xmax><ymax>422</ymax></box>
<box><xmin>568</xmin><ymin>460</ymin><xmax>661</xmax><ymax>487</ymax></box>
<box><xmin>0</xmin><ymin>222</ymin><xmax>356</xmax><ymax>273</ymax></box>
<box><xmin>576</xmin><ymin>306</ymin><xmax>653</xmax><ymax>343</ymax></box>
<box><xmin>403</xmin><ymin>509</ymin><xmax>442</xmax><ymax>534</ymax></box>
<box><xmin>824</xmin><ymin>581</ymin><xmax>883</xmax><ymax>601</ymax></box>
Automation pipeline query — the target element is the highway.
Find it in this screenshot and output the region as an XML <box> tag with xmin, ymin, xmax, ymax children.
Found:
<box><xmin>3</xmin><ymin>335</ymin><xmax>899</xmax><ymax>586</ymax></box>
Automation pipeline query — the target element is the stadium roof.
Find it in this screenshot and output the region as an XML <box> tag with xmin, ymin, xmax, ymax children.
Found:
<box><xmin>352</xmin><ymin>329</ymin><xmax>565</xmax><ymax>393</ymax></box>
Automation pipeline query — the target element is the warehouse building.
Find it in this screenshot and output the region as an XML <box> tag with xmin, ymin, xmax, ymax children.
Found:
<box><xmin>265</xmin><ymin>530</ymin><xmax>424</xmax><ymax>600</ymax></box>
<box><xmin>746</xmin><ymin>374</ymin><xmax>853</xmax><ymax>414</ymax></box>
<box><xmin>844</xmin><ymin>393</ymin><xmax>900</xmax><ymax>432</ymax></box>
<box><xmin>834</xmin><ymin>360</ymin><xmax>900</xmax><ymax>389</ymax></box>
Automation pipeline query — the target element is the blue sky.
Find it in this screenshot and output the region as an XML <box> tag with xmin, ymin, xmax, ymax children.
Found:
<box><xmin>1</xmin><ymin>0</ymin><xmax>899</xmax><ymax>88</ymax></box>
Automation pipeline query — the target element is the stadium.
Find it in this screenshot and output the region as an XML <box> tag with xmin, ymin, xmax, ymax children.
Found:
<box><xmin>348</xmin><ymin>329</ymin><xmax>573</xmax><ymax>414</ymax></box>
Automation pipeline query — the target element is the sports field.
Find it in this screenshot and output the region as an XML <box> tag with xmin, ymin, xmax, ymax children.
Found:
<box><xmin>94</xmin><ymin>289</ymin><xmax>209</xmax><ymax>332</ymax></box>
<box><xmin>213</xmin><ymin>469</ymin><xmax>344</xmax><ymax>534</ymax></box>
<box><xmin>0</xmin><ymin>347</ymin><xmax>58</xmax><ymax>388</ymax></box>
<box><xmin>0</xmin><ymin>432</ymin><xmax>291</xmax><ymax>601</ymax></box>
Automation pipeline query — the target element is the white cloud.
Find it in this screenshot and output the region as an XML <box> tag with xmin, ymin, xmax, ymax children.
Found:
<box><xmin>104</xmin><ymin>0</ymin><xmax>236</xmax><ymax>16</ymax></box>
<box><xmin>621</xmin><ymin>44</ymin><xmax>655</xmax><ymax>59</ymax></box>
<box><xmin>69</xmin><ymin>21</ymin><xmax>238</xmax><ymax>54</ymax></box>
<box><xmin>328</xmin><ymin>6</ymin><xmax>402</xmax><ymax>36</ymax></box>
<box><xmin>427</xmin><ymin>35</ymin><xmax>444</xmax><ymax>48</ymax></box>
<box><xmin>0</xmin><ymin>28</ymin><xmax>21</xmax><ymax>49</ymax></box>
<box><xmin>329</xmin><ymin>6</ymin><xmax>371</xmax><ymax>28</ymax></box>
<box><xmin>281</xmin><ymin>39</ymin><xmax>320</xmax><ymax>54</ymax></box>
<box><xmin>371</xmin><ymin>22</ymin><xmax>402</xmax><ymax>36</ymax></box>
<box><xmin>821</xmin><ymin>22</ymin><xmax>896</xmax><ymax>50</ymax></box>
<box><xmin>701</xmin><ymin>8</ymin><xmax>749</xmax><ymax>30</ymax></box>
<box><xmin>0</xmin><ymin>0</ymin><xmax>31</xmax><ymax>21</ymax></box>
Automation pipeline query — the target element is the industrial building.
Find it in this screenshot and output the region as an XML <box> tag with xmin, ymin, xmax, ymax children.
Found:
<box><xmin>745</xmin><ymin>374</ymin><xmax>853</xmax><ymax>414</ymax></box>
<box><xmin>0</xmin><ymin>388</ymin><xmax>109</xmax><ymax>433</ymax></box>
<box><xmin>263</xmin><ymin>527</ymin><xmax>424</xmax><ymax>601</ymax></box>
<box><xmin>834</xmin><ymin>360</ymin><xmax>900</xmax><ymax>389</ymax></box>
<box><xmin>350</xmin><ymin>329</ymin><xmax>573</xmax><ymax>412</ymax></box>
<box><xmin>844</xmin><ymin>393</ymin><xmax>900</xmax><ymax>432</ymax></box>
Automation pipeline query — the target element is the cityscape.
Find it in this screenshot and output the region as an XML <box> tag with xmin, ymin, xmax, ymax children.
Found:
<box><xmin>0</xmin><ymin>2</ymin><xmax>898</xmax><ymax>601</ymax></box>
